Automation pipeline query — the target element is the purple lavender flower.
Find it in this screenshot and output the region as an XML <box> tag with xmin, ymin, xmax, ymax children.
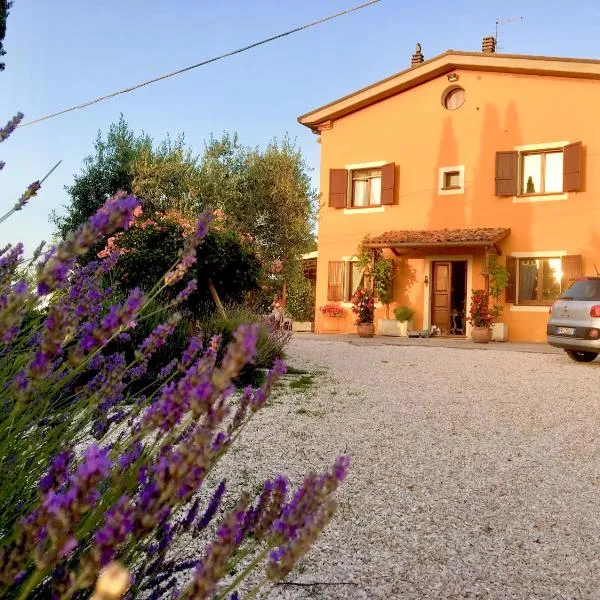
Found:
<box><xmin>179</xmin><ymin>335</ymin><xmax>203</xmax><ymax>371</ymax></box>
<box><xmin>164</xmin><ymin>212</ymin><xmax>214</xmax><ymax>286</ymax></box>
<box><xmin>39</xmin><ymin>449</ymin><xmax>73</xmax><ymax>493</ymax></box>
<box><xmin>159</xmin><ymin>359</ymin><xmax>178</xmax><ymax>379</ymax></box>
<box><xmin>195</xmin><ymin>480</ymin><xmax>226</xmax><ymax>535</ymax></box>
<box><xmin>118</xmin><ymin>441</ymin><xmax>143</xmax><ymax>470</ymax></box>
<box><xmin>218</xmin><ymin>324</ymin><xmax>260</xmax><ymax>383</ymax></box>
<box><xmin>0</xmin><ymin>112</ymin><xmax>24</xmax><ymax>142</ymax></box>
<box><xmin>250</xmin><ymin>358</ymin><xmax>287</xmax><ymax>413</ymax></box>
<box><xmin>37</xmin><ymin>192</ymin><xmax>140</xmax><ymax>295</ymax></box>
<box><xmin>13</xmin><ymin>181</ymin><xmax>41</xmax><ymax>211</ymax></box>
<box><xmin>0</xmin><ymin>278</ymin><xmax>29</xmax><ymax>344</ymax></box>
<box><xmin>93</xmin><ymin>495</ymin><xmax>134</xmax><ymax>566</ymax></box>
<box><xmin>70</xmin><ymin>288</ymin><xmax>144</xmax><ymax>363</ymax></box>
<box><xmin>174</xmin><ymin>279</ymin><xmax>197</xmax><ymax>305</ymax></box>
<box><xmin>190</xmin><ymin>497</ymin><xmax>248</xmax><ymax>598</ymax></box>
<box><xmin>135</xmin><ymin>314</ymin><xmax>180</xmax><ymax>365</ymax></box>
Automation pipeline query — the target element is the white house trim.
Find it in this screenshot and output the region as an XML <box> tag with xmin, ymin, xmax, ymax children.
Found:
<box><xmin>343</xmin><ymin>160</ymin><xmax>387</xmax><ymax>170</ymax></box>
<box><xmin>514</xmin><ymin>141</ymin><xmax>569</xmax><ymax>152</ymax></box>
<box><xmin>510</xmin><ymin>305</ymin><xmax>550</xmax><ymax>313</ymax></box>
<box><xmin>343</xmin><ymin>206</ymin><xmax>385</xmax><ymax>215</ymax></box>
<box><xmin>510</xmin><ymin>251</ymin><xmax>567</xmax><ymax>257</ymax></box>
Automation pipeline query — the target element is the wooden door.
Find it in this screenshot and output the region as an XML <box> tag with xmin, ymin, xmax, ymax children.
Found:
<box><xmin>432</xmin><ymin>262</ymin><xmax>451</xmax><ymax>333</ymax></box>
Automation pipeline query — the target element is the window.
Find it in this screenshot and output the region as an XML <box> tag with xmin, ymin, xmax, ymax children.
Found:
<box><xmin>517</xmin><ymin>257</ymin><xmax>562</xmax><ymax>304</ymax></box>
<box><xmin>521</xmin><ymin>150</ymin><xmax>563</xmax><ymax>195</ymax></box>
<box><xmin>327</xmin><ymin>260</ymin><xmax>367</xmax><ymax>302</ymax></box>
<box><xmin>442</xmin><ymin>86</ymin><xmax>465</xmax><ymax>110</ymax></box>
<box><xmin>351</xmin><ymin>169</ymin><xmax>382</xmax><ymax>207</ymax></box>
<box><xmin>438</xmin><ymin>165</ymin><xmax>465</xmax><ymax>195</ymax></box>
<box><xmin>443</xmin><ymin>171</ymin><xmax>460</xmax><ymax>190</ymax></box>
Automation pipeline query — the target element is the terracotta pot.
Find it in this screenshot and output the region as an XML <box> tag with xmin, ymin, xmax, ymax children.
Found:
<box><xmin>471</xmin><ymin>326</ymin><xmax>492</xmax><ymax>343</ymax></box>
<box><xmin>357</xmin><ymin>323</ymin><xmax>375</xmax><ymax>338</ymax></box>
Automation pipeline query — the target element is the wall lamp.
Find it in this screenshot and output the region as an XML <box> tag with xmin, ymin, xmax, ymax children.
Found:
<box><xmin>424</xmin><ymin>275</ymin><xmax>429</xmax><ymax>285</ymax></box>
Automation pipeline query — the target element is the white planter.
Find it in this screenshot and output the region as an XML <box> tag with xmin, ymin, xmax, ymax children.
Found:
<box><xmin>377</xmin><ymin>319</ymin><xmax>413</xmax><ymax>337</ymax></box>
<box><xmin>492</xmin><ymin>322</ymin><xmax>509</xmax><ymax>341</ymax></box>
<box><xmin>292</xmin><ymin>321</ymin><xmax>313</xmax><ymax>332</ymax></box>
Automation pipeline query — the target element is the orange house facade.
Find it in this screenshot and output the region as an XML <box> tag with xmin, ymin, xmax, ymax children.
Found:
<box><xmin>298</xmin><ymin>45</ymin><xmax>600</xmax><ymax>343</ymax></box>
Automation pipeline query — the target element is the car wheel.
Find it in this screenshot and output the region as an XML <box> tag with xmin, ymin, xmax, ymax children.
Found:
<box><xmin>565</xmin><ymin>350</ymin><xmax>599</xmax><ymax>363</ymax></box>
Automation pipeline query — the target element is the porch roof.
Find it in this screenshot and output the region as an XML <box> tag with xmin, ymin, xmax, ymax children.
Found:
<box><xmin>364</xmin><ymin>227</ymin><xmax>510</xmax><ymax>253</ymax></box>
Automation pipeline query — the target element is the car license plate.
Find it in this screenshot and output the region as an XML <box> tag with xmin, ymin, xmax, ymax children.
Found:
<box><xmin>557</xmin><ymin>327</ymin><xmax>575</xmax><ymax>336</ymax></box>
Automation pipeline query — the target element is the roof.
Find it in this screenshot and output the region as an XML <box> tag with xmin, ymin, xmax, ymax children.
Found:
<box><xmin>298</xmin><ymin>50</ymin><xmax>600</xmax><ymax>132</ymax></box>
<box><xmin>365</xmin><ymin>227</ymin><xmax>511</xmax><ymax>249</ymax></box>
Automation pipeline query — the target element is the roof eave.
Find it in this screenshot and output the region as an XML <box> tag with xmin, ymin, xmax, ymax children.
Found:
<box><xmin>298</xmin><ymin>51</ymin><xmax>600</xmax><ymax>131</ymax></box>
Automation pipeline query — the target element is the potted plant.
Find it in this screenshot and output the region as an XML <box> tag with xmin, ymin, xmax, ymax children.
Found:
<box><xmin>351</xmin><ymin>287</ymin><xmax>375</xmax><ymax>337</ymax></box>
<box><xmin>319</xmin><ymin>303</ymin><xmax>346</xmax><ymax>333</ymax></box>
<box><xmin>356</xmin><ymin>239</ymin><xmax>396</xmax><ymax>336</ymax></box>
<box><xmin>467</xmin><ymin>289</ymin><xmax>494</xmax><ymax>343</ymax></box>
<box><xmin>488</xmin><ymin>256</ymin><xmax>509</xmax><ymax>341</ymax></box>
<box><xmin>393</xmin><ymin>305</ymin><xmax>415</xmax><ymax>337</ymax></box>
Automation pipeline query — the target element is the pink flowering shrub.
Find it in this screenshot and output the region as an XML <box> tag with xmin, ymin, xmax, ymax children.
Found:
<box><xmin>0</xmin><ymin>114</ymin><xmax>349</xmax><ymax>599</ymax></box>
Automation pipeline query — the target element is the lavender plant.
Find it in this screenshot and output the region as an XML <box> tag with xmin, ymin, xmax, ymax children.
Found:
<box><xmin>0</xmin><ymin>114</ymin><xmax>349</xmax><ymax>599</ymax></box>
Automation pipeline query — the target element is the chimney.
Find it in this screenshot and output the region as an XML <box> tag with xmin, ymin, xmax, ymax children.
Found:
<box><xmin>482</xmin><ymin>36</ymin><xmax>496</xmax><ymax>53</ymax></box>
<box><xmin>411</xmin><ymin>43</ymin><xmax>424</xmax><ymax>67</ymax></box>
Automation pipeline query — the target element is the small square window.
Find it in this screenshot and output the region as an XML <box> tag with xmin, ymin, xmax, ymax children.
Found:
<box><xmin>438</xmin><ymin>165</ymin><xmax>464</xmax><ymax>195</ymax></box>
<box><xmin>443</xmin><ymin>171</ymin><xmax>461</xmax><ymax>190</ymax></box>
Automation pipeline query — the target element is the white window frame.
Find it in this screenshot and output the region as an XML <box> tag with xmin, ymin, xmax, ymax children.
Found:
<box><xmin>438</xmin><ymin>165</ymin><xmax>465</xmax><ymax>196</ymax></box>
<box><xmin>512</xmin><ymin>142</ymin><xmax>569</xmax><ymax>204</ymax></box>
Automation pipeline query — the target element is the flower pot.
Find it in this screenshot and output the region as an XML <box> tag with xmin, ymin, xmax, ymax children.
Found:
<box><xmin>491</xmin><ymin>322</ymin><xmax>508</xmax><ymax>342</ymax></box>
<box><xmin>357</xmin><ymin>323</ymin><xmax>375</xmax><ymax>338</ymax></box>
<box><xmin>377</xmin><ymin>319</ymin><xmax>412</xmax><ymax>337</ymax></box>
<box><xmin>471</xmin><ymin>326</ymin><xmax>492</xmax><ymax>343</ymax></box>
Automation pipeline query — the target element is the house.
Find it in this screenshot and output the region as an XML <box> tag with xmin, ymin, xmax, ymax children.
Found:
<box><xmin>298</xmin><ymin>37</ymin><xmax>600</xmax><ymax>342</ymax></box>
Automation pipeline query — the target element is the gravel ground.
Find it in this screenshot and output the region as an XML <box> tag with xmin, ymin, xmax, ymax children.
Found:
<box><xmin>215</xmin><ymin>338</ymin><xmax>600</xmax><ymax>599</ymax></box>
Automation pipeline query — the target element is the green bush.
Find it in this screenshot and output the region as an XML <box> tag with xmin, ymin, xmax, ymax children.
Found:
<box><xmin>394</xmin><ymin>305</ymin><xmax>415</xmax><ymax>322</ymax></box>
<box><xmin>285</xmin><ymin>274</ymin><xmax>314</xmax><ymax>322</ymax></box>
<box><xmin>198</xmin><ymin>306</ymin><xmax>290</xmax><ymax>385</ymax></box>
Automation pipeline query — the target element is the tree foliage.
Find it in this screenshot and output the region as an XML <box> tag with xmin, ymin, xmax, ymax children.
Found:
<box><xmin>0</xmin><ymin>0</ymin><xmax>11</xmax><ymax>72</ymax></box>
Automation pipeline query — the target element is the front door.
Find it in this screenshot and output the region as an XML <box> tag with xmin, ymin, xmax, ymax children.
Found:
<box><xmin>432</xmin><ymin>262</ymin><xmax>451</xmax><ymax>333</ymax></box>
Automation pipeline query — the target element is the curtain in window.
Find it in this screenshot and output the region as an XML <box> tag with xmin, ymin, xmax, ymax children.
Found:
<box><xmin>370</xmin><ymin>177</ymin><xmax>382</xmax><ymax>205</ymax></box>
<box><xmin>348</xmin><ymin>262</ymin><xmax>365</xmax><ymax>299</ymax></box>
<box><xmin>519</xmin><ymin>260</ymin><xmax>538</xmax><ymax>301</ymax></box>
<box><xmin>353</xmin><ymin>180</ymin><xmax>368</xmax><ymax>206</ymax></box>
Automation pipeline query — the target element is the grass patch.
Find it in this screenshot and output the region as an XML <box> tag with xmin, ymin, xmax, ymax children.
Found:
<box><xmin>289</xmin><ymin>374</ymin><xmax>315</xmax><ymax>391</ymax></box>
<box><xmin>286</xmin><ymin>366</ymin><xmax>310</xmax><ymax>375</ymax></box>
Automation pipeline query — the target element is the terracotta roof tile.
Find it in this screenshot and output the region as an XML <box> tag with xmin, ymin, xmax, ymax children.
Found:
<box><xmin>367</xmin><ymin>228</ymin><xmax>510</xmax><ymax>247</ymax></box>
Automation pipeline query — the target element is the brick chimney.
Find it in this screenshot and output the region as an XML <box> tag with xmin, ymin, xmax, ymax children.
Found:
<box><xmin>411</xmin><ymin>43</ymin><xmax>424</xmax><ymax>67</ymax></box>
<box><xmin>482</xmin><ymin>36</ymin><xmax>496</xmax><ymax>53</ymax></box>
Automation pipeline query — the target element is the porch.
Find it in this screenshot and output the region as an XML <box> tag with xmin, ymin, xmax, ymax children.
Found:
<box><xmin>363</xmin><ymin>227</ymin><xmax>511</xmax><ymax>337</ymax></box>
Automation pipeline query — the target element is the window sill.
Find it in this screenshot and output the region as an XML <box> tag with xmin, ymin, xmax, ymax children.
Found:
<box><xmin>512</xmin><ymin>193</ymin><xmax>568</xmax><ymax>204</ymax></box>
<box><xmin>510</xmin><ymin>304</ymin><xmax>552</xmax><ymax>313</ymax></box>
<box><xmin>438</xmin><ymin>187</ymin><xmax>464</xmax><ymax>196</ymax></box>
<box><xmin>343</xmin><ymin>206</ymin><xmax>385</xmax><ymax>215</ymax></box>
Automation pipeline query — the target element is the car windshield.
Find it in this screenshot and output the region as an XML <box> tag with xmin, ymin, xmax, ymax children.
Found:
<box><xmin>560</xmin><ymin>279</ymin><xmax>600</xmax><ymax>301</ymax></box>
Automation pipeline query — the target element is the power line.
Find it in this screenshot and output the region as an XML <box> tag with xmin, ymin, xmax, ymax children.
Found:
<box><xmin>19</xmin><ymin>0</ymin><xmax>382</xmax><ymax>129</ymax></box>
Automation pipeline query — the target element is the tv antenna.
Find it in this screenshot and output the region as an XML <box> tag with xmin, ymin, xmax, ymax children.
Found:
<box><xmin>495</xmin><ymin>16</ymin><xmax>524</xmax><ymax>50</ymax></box>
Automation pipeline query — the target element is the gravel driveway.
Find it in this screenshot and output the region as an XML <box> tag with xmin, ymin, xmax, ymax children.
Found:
<box><xmin>224</xmin><ymin>337</ymin><xmax>600</xmax><ymax>599</ymax></box>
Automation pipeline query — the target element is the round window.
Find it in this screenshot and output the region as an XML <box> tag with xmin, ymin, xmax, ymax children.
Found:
<box><xmin>442</xmin><ymin>86</ymin><xmax>465</xmax><ymax>110</ymax></box>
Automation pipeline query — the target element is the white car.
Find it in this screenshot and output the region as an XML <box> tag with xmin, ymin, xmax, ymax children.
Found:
<box><xmin>547</xmin><ymin>277</ymin><xmax>600</xmax><ymax>362</ymax></box>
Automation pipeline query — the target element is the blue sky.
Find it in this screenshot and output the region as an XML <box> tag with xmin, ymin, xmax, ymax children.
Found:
<box><xmin>2</xmin><ymin>0</ymin><xmax>599</xmax><ymax>253</ymax></box>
